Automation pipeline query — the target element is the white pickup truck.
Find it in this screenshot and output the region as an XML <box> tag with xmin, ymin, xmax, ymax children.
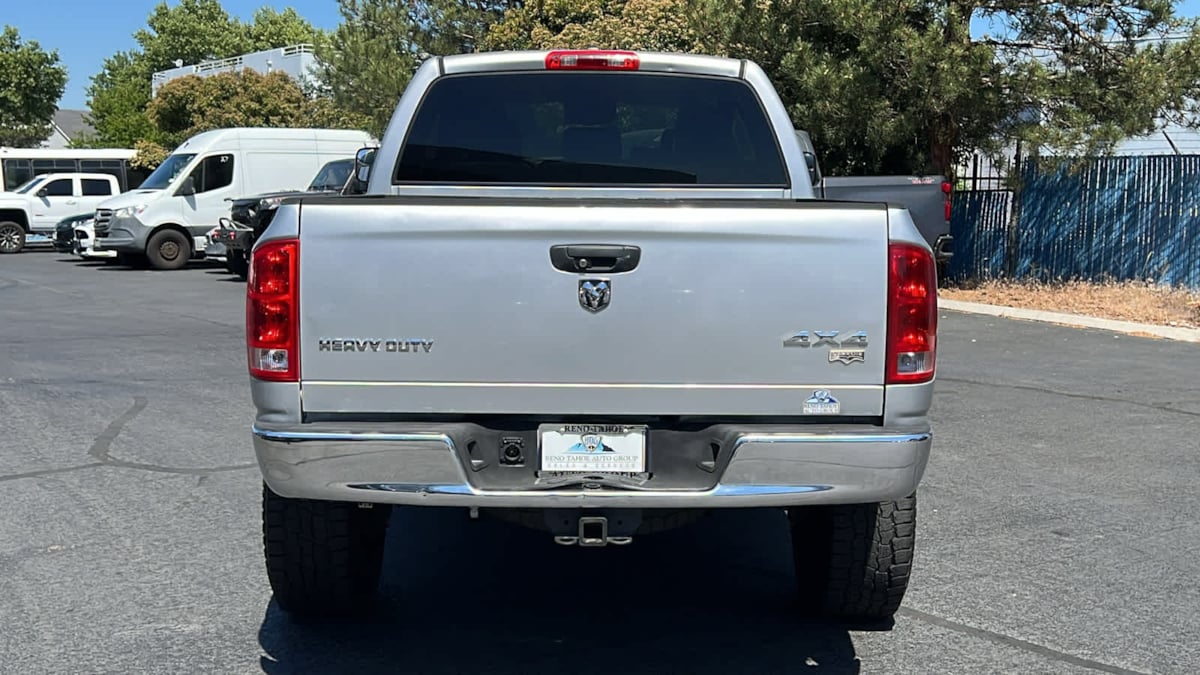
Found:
<box><xmin>248</xmin><ymin>50</ymin><xmax>937</xmax><ymax>622</ymax></box>
<box><xmin>0</xmin><ymin>173</ymin><xmax>121</xmax><ymax>254</ymax></box>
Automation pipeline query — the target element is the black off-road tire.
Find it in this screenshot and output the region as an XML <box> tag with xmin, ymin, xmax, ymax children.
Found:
<box><xmin>0</xmin><ymin>221</ymin><xmax>25</xmax><ymax>254</ymax></box>
<box><xmin>262</xmin><ymin>484</ymin><xmax>392</xmax><ymax>618</ymax></box>
<box><xmin>145</xmin><ymin>229</ymin><xmax>191</xmax><ymax>270</ymax></box>
<box><xmin>935</xmin><ymin>259</ymin><xmax>950</xmax><ymax>286</ymax></box>
<box><xmin>789</xmin><ymin>494</ymin><xmax>916</xmax><ymax>622</ymax></box>
<box><xmin>227</xmin><ymin>252</ymin><xmax>249</xmax><ymax>280</ymax></box>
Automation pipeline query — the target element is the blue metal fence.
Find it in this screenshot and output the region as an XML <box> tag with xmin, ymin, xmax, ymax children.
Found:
<box><xmin>948</xmin><ymin>155</ymin><xmax>1200</xmax><ymax>288</ymax></box>
<box><xmin>946</xmin><ymin>190</ymin><xmax>1012</xmax><ymax>281</ymax></box>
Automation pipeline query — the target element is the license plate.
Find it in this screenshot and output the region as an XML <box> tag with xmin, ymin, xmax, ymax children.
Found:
<box><xmin>539</xmin><ymin>424</ymin><xmax>646</xmax><ymax>473</ymax></box>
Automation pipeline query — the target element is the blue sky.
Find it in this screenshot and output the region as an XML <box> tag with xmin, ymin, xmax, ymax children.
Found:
<box><xmin>7</xmin><ymin>0</ymin><xmax>1200</xmax><ymax>110</ymax></box>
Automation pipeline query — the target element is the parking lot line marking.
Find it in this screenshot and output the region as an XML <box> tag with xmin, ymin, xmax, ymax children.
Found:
<box><xmin>84</xmin><ymin>397</ymin><xmax>256</xmax><ymax>476</ymax></box>
<box><xmin>941</xmin><ymin>376</ymin><xmax>1200</xmax><ymax>419</ymax></box>
<box><xmin>899</xmin><ymin>608</ymin><xmax>1150</xmax><ymax>675</ymax></box>
<box><xmin>88</xmin><ymin>397</ymin><xmax>148</xmax><ymax>463</ymax></box>
<box><xmin>0</xmin><ymin>273</ymin><xmax>88</xmax><ymax>299</ymax></box>
<box><xmin>0</xmin><ymin>463</ymin><xmax>105</xmax><ymax>483</ymax></box>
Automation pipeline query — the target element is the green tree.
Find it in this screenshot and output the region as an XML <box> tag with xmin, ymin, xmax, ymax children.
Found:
<box><xmin>704</xmin><ymin>0</ymin><xmax>1200</xmax><ymax>175</ymax></box>
<box><xmin>130</xmin><ymin>138</ymin><xmax>170</xmax><ymax>170</ymax></box>
<box><xmin>316</xmin><ymin>0</ymin><xmax>424</xmax><ymax>138</ymax></box>
<box><xmin>245</xmin><ymin>7</ymin><xmax>325</xmax><ymax>52</ymax></box>
<box><xmin>316</xmin><ymin>1</ymin><xmax>523</xmax><ymax>137</ymax></box>
<box><xmin>0</xmin><ymin>26</ymin><xmax>68</xmax><ymax>148</ymax></box>
<box><xmin>974</xmin><ymin>2</ymin><xmax>1200</xmax><ymax>160</ymax></box>
<box><xmin>487</xmin><ymin>0</ymin><xmax>1200</xmax><ymax>176</ymax></box>
<box><xmin>76</xmin><ymin>51</ymin><xmax>156</xmax><ymax>148</ymax></box>
<box><xmin>143</xmin><ymin>69</ymin><xmax>369</xmax><ymax>155</ymax></box>
<box><xmin>705</xmin><ymin>1</ymin><xmax>1200</xmax><ymax>175</ymax></box>
<box><xmin>135</xmin><ymin>0</ymin><xmax>247</xmax><ymax>71</ymax></box>
<box><xmin>415</xmin><ymin>0</ymin><xmax>522</xmax><ymax>55</ymax></box>
<box><xmin>84</xmin><ymin>0</ymin><xmax>326</xmax><ymax>148</ymax></box>
<box><xmin>692</xmin><ymin>0</ymin><xmax>1002</xmax><ymax>175</ymax></box>
<box><xmin>483</xmin><ymin>0</ymin><xmax>699</xmax><ymax>52</ymax></box>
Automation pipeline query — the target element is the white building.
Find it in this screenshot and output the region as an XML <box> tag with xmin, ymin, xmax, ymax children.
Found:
<box><xmin>150</xmin><ymin>44</ymin><xmax>319</xmax><ymax>97</ymax></box>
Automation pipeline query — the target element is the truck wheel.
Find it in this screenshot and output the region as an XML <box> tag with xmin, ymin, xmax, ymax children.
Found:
<box><xmin>228</xmin><ymin>252</ymin><xmax>249</xmax><ymax>280</ymax></box>
<box><xmin>146</xmin><ymin>229</ymin><xmax>191</xmax><ymax>270</ymax></box>
<box><xmin>789</xmin><ymin>494</ymin><xmax>916</xmax><ymax>622</ymax></box>
<box><xmin>262</xmin><ymin>484</ymin><xmax>392</xmax><ymax>618</ymax></box>
<box><xmin>0</xmin><ymin>221</ymin><xmax>25</xmax><ymax>254</ymax></box>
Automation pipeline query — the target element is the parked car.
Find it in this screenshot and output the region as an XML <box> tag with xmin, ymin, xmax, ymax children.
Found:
<box><xmin>216</xmin><ymin>157</ymin><xmax>355</xmax><ymax>280</ymax></box>
<box><xmin>92</xmin><ymin>127</ymin><xmax>374</xmax><ymax>270</ymax></box>
<box><xmin>0</xmin><ymin>173</ymin><xmax>121</xmax><ymax>254</ymax></box>
<box><xmin>72</xmin><ymin>219</ymin><xmax>115</xmax><ymax>261</ymax></box>
<box><xmin>248</xmin><ymin>49</ymin><xmax>937</xmax><ymax>622</ymax></box>
<box><xmin>204</xmin><ymin>218</ymin><xmax>252</xmax><ymax>273</ymax></box>
<box><xmin>203</xmin><ymin>224</ymin><xmax>228</xmax><ymax>262</ymax></box>
<box><xmin>794</xmin><ymin>130</ymin><xmax>954</xmax><ymax>267</ymax></box>
<box><xmin>53</xmin><ymin>213</ymin><xmax>92</xmax><ymax>253</ymax></box>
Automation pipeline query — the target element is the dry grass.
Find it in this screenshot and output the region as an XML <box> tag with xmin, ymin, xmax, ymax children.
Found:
<box><xmin>940</xmin><ymin>279</ymin><xmax>1200</xmax><ymax>329</ymax></box>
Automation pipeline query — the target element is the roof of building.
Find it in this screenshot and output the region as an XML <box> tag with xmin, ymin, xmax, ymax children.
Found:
<box><xmin>52</xmin><ymin>109</ymin><xmax>93</xmax><ymax>141</ymax></box>
<box><xmin>1110</xmin><ymin>126</ymin><xmax>1200</xmax><ymax>156</ymax></box>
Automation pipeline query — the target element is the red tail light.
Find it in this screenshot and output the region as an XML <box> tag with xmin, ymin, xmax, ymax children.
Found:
<box><xmin>247</xmin><ymin>238</ymin><xmax>298</xmax><ymax>382</ymax></box>
<box><xmin>545</xmin><ymin>50</ymin><xmax>640</xmax><ymax>71</ymax></box>
<box><xmin>886</xmin><ymin>242</ymin><xmax>937</xmax><ymax>384</ymax></box>
<box><xmin>942</xmin><ymin>180</ymin><xmax>952</xmax><ymax>221</ymax></box>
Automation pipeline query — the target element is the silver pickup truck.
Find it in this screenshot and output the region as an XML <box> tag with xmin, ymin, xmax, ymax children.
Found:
<box><xmin>248</xmin><ymin>49</ymin><xmax>937</xmax><ymax>622</ymax></box>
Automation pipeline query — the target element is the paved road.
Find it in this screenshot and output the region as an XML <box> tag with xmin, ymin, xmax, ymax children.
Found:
<box><xmin>1</xmin><ymin>250</ymin><xmax>1197</xmax><ymax>674</ymax></box>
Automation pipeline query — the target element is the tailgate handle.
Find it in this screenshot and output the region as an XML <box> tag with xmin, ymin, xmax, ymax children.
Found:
<box><xmin>549</xmin><ymin>245</ymin><xmax>641</xmax><ymax>274</ymax></box>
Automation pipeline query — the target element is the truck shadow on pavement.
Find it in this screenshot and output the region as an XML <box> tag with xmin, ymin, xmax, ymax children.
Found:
<box><xmin>258</xmin><ymin>507</ymin><xmax>865</xmax><ymax>674</ymax></box>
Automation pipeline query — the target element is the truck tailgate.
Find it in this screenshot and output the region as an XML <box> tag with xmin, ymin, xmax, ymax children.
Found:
<box><xmin>296</xmin><ymin>199</ymin><xmax>888</xmax><ymax>417</ymax></box>
<box><xmin>823</xmin><ymin>176</ymin><xmax>949</xmax><ymax>249</ymax></box>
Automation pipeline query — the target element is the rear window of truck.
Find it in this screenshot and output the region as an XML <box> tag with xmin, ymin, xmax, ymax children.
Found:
<box><xmin>393</xmin><ymin>72</ymin><xmax>788</xmax><ymax>187</ymax></box>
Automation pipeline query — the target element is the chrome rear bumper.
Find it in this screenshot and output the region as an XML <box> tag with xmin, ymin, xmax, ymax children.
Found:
<box><xmin>253</xmin><ymin>424</ymin><xmax>931</xmax><ymax>508</ymax></box>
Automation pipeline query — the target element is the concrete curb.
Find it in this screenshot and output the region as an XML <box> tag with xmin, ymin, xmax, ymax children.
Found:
<box><xmin>938</xmin><ymin>298</ymin><xmax>1200</xmax><ymax>343</ymax></box>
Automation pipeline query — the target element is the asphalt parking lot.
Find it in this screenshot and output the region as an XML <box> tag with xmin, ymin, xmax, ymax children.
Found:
<box><xmin>1</xmin><ymin>249</ymin><xmax>1198</xmax><ymax>674</ymax></box>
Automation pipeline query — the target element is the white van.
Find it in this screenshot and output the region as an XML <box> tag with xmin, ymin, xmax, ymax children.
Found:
<box><xmin>93</xmin><ymin>127</ymin><xmax>374</xmax><ymax>269</ymax></box>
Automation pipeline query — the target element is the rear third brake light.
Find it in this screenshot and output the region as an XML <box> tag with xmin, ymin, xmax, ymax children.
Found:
<box><xmin>545</xmin><ymin>50</ymin><xmax>640</xmax><ymax>71</ymax></box>
<box><xmin>886</xmin><ymin>242</ymin><xmax>937</xmax><ymax>384</ymax></box>
<box><xmin>247</xmin><ymin>238</ymin><xmax>298</xmax><ymax>382</ymax></box>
